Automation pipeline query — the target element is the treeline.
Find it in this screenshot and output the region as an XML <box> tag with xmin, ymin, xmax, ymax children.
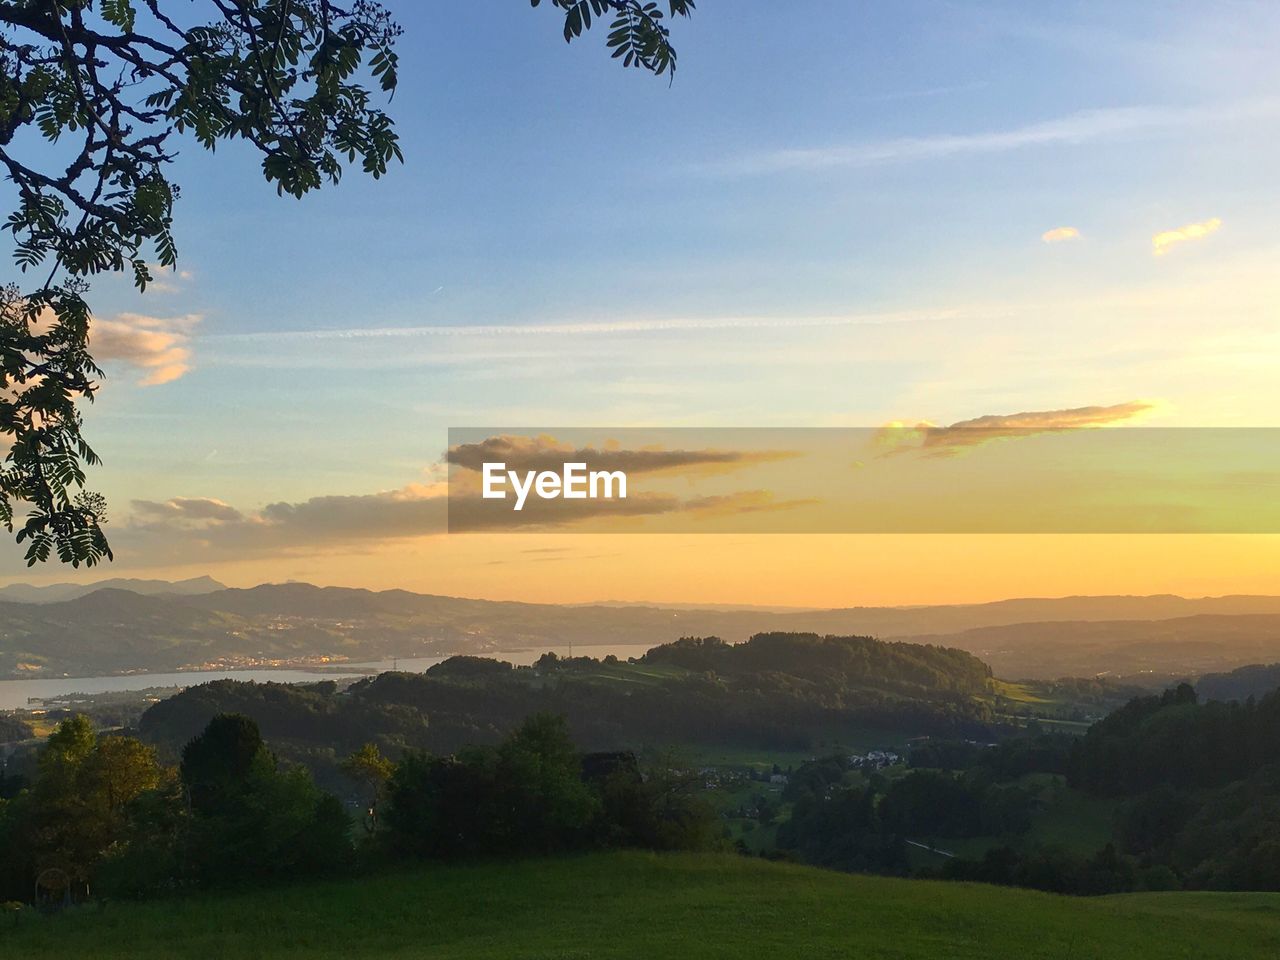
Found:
<box><xmin>135</xmin><ymin>634</ymin><xmax>1000</xmax><ymax>785</ymax></box>
<box><xmin>0</xmin><ymin>711</ymin><xmax>715</xmax><ymax>904</ymax></box>
<box><xmin>942</xmin><ymin>843</ymin><xmax>1145</xmax><ymax>895</ymax></box>
<box><xmin>1069</xmin><ymin>682</ymin><xmax>1280</xmax><ymax>795</ymax></box>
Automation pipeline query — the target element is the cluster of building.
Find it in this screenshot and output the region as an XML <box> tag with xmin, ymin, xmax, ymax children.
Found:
<box><xmin>848</xmin><ymin>749</ymin><xmax>900</xmax><ymax>770</ymax></box>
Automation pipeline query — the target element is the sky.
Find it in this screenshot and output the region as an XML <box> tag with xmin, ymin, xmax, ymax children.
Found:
<box><xmin>3</xmin><ymin>0</ymin><xmax>1280</xmax><ymax>604</ymax></box>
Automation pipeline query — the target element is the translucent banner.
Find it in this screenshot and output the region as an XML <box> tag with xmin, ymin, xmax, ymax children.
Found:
<box><xmin>446</xmin><ymin>427</ymin><xmax>1280</xmax><ymax>534</ymax></box>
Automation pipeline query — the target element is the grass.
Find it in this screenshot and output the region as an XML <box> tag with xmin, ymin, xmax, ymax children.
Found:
<box><xmin>5</xmin><ymin>852</ymin><xmax>1280</xmax><ymax>959</ymax></box>
<box><xmin>904</xmin><ymin>775</ymin><xmax>1119</xmax><ymax>866</ymax></box>
<box><xmin>990</xmin><ymin>679</ymin><xmax>1052</xmax><ymax>704</ymax></box>
<box><xmin>681</xmin><ymin>743</ymin><xmax>819</xmax><ymax>770</ymax></box>
<box><xmin>573</xmin><ymin>661</ymin><xmax>690</xmax><ymax>686</ymax></box>
<box><xmin>1025</xmin><ymin>777</ymin><xmax>1116</xmax><ymax>854</ymax></box>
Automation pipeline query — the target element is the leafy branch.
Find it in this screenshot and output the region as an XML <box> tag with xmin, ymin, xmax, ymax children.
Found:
<box><xmin>532</xmin><ymin>0</ymin><xmax>694</xmax><ymax>78</ymax></box>
<box><xmin>0</xmin><ymin>0</ymin><xmax>693</xmax><ymax>567</ymax></box>
<box><xmin>0</xmin><ymin>0</ymin><xmax>403</xmax><ymax>565</ymax></box>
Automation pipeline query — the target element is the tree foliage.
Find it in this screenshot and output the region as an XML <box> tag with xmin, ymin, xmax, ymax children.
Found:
<box><xmin>1</xmin><ymin>0</ymin><xmax>692</xmax><ymax>565</ymax></box>
<box><xmin>382</xmin><ymin>713</ymin><xmax>714</xmax><ymax>860</ymax></box>
<box><xmin>340</xmin><ymin>740</ymin><xmax>392</xmax><ymax>834</ymax></box>
<box><xmin>0</xmin><ymin>708</ymin><xmax>714</xmax><ymax>902</ymax></box>
<box><xmin>0</xmin><ymin>715</ymin><xmax>163</xmax><ymax>897</ymax></box>
<box><xmin>0</xmin><ymin>0</ymin><xmax>401</xmax><ymax>564</ymax></box>
<box><xmin>532</xmin><ymin>0</ymin><xmax>694</xmax><ymax>77</ymax></box>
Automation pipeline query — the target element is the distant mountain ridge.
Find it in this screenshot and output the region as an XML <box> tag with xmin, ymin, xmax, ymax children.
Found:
<box><xmin>5</xmin><ymin>581</ymin><xmax>1280</xmax><ymax>681</ymax></box>
<box><xmin>891</xmin><ymin>613</ymin><xmax>1280</xmax><ymax>680</ymax></box>
<box><xmin>186</xmin><ymin>585</ymin><xmax>1280</xmax><ymax>634</ymax></box>
<box><xmin>0</xmin><ymin>575</ymin><xmax>226</xmax><ymax>605</ymax></box>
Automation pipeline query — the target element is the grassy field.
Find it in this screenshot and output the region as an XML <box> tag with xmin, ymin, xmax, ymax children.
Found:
<box><xmin>5</xmin><ymin>852</ymin><xmax>1279</xmax><ymax>959</ymax></box>
<box><xmin>906</xmin><ymin>774</ymin><xmax>1119</xmax><ymax>866</ymax></box>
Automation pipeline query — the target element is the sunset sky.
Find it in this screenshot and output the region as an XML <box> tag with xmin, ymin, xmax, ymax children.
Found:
<box><xmin>3</xmin><ymin>1</ymin><xmax>1279</xmax><ymax>604</ymax></box>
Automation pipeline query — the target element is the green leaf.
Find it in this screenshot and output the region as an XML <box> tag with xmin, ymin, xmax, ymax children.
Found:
<box><xmin>100</xmin><ymin>0</ymin><xmax>137</xmax><ymax>32</ymax></box>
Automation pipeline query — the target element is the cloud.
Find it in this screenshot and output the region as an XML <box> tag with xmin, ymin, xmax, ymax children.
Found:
<box><xmin>132</xmin><ymin>497</ymin><xmax>243</xmax><ymax>524</ymax></box>
<box><xmin>1041</xmin><ymin>226</ymin><xmax>1081</xmax><ymax>244</ymax></box>
<box><xmin>447</xmin><ymin>434</ymin><xmax>793</xmax><ymax>478</ymax></box>
<box><xmin>714</xmin><ymin>101</ymin><xmax>1280</xmax><ymax>175</ymax></box>
<box><xmin>445</xmin><ymin>438</ymin><xmax>809</xmax><ymax>530</ymax></box>
<box><xmin>129</xmin><ymin>482</ymin><xmax>672</xmax><ymax>542</ymax></box>
<box><xmin>257</xmin><ymin>485</ymin><xmax>448</xmax><ymax>541</ymax></box>
<box><xmin>91</xmin><ymin>313</ymin><xmax>200</xmax><ymax>385</ymax></box>
<box><xmin>878</xmin><ymin>401</ymin><xmax>1155</xmax><ymax>458</ymax></box>
<box><xmin>128</xmin><ymin>484</ymin><xmax>448</xmax><ymax>555</ymax></box>
<box><xmin>124</xmin><ymin>474</ymin><xmax>813</xmax><ymax>546</ymax></box>
<box><xmin>207</xmin><ymin>308</ymin><xmax>966</xmax><ymax>344</ymax></box>
<box><xmin>1152</xmin><ymin>217</ymin><xmax>1222</xmax><ymax>256</ymax></box>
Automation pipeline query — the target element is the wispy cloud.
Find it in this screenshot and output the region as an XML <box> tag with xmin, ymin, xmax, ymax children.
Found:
<box><xmin>204</xmin><ymin>307</ymin><xmax>990</xmax><ymax>346</ymax></box>
<box><xmin>878</xmin><ymin>401</ymin><xmax>1156</xmax><ymax>458</ymax></box>
<box><xmin>1041</xmin><ymin>226</ymin><xmax>1081</xmax><ymax>244</ymax></box>
<box><xmin>715</xmin><ymin>101</ymin><xmax>1279</xmax><ymax>175</ymax></box>
<box><xmin>1152</xmin><ymin>217</ymin><xmax>1222</xmax><ymax>256</ymax></box>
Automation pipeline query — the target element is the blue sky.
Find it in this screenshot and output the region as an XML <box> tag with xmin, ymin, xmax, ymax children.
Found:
<box><xmin>4</xmin><ymin>1</ymin><xmax>1280</xmax><ymax>598</ymax></box>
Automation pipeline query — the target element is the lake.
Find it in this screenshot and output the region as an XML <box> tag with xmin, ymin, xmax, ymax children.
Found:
<box><xmin>0</xmin><ymin>643</ymin><xmax>659</xmax><ymax>711</ymax></box>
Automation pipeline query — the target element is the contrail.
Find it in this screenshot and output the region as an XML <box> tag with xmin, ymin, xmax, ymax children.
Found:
<box><xmin>203</xmin><ymin>308</ymin><xmax>1003</xmax><ymax>343</ymax></box>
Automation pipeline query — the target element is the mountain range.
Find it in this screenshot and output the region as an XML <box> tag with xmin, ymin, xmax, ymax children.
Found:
<box><xmin>0</xmin><ymin>576</ymin><xmax>226</xmax><ymax>605</ymax></box>
<box><xmin>3</xmin><ymin>578</ymin><xmax>1280</xmax><ymax>681</ymax></box>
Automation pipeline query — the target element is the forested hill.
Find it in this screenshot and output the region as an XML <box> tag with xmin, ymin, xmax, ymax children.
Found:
<box><xmin>641</xmin><ymin>633</ymin><xmax>991</xmax><ymax>697</ymax></box>
<box><xmin>1056</xmin><ymin>683</ymin><xmax>1280</xmax><ymax>889</ymax></box>
<box><xmin>136</xmin><ymin>633</ymin><xmax>1000</xmax><ymax>772</ymax></box>
<box><xmin>1195</xmin><ymin>662</ymin><xmax>1280</xmax><ymax>703</ymax></box>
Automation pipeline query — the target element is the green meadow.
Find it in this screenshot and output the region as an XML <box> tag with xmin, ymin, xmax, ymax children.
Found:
<box><xmin>7</xmin><ymin>852</ymin><xmax>1279</xmax><ymax>960</ymax></box>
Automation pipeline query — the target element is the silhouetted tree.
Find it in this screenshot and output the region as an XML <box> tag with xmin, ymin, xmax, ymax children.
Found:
<box><xmin>180</xmin><ymin>712</ymin><xmax>272</xmax><ymax>813</ymax></box>
<box><xmin>180</xmin><ymin>713</ymin><xmax>351</xmax><ymax>885</ymax></box>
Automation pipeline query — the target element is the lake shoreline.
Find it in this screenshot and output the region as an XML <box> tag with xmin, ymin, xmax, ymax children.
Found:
<box><xmin>0</xmin><ymin>643</ymin><xmax>661</xmax><ymax>711</ymax></box>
